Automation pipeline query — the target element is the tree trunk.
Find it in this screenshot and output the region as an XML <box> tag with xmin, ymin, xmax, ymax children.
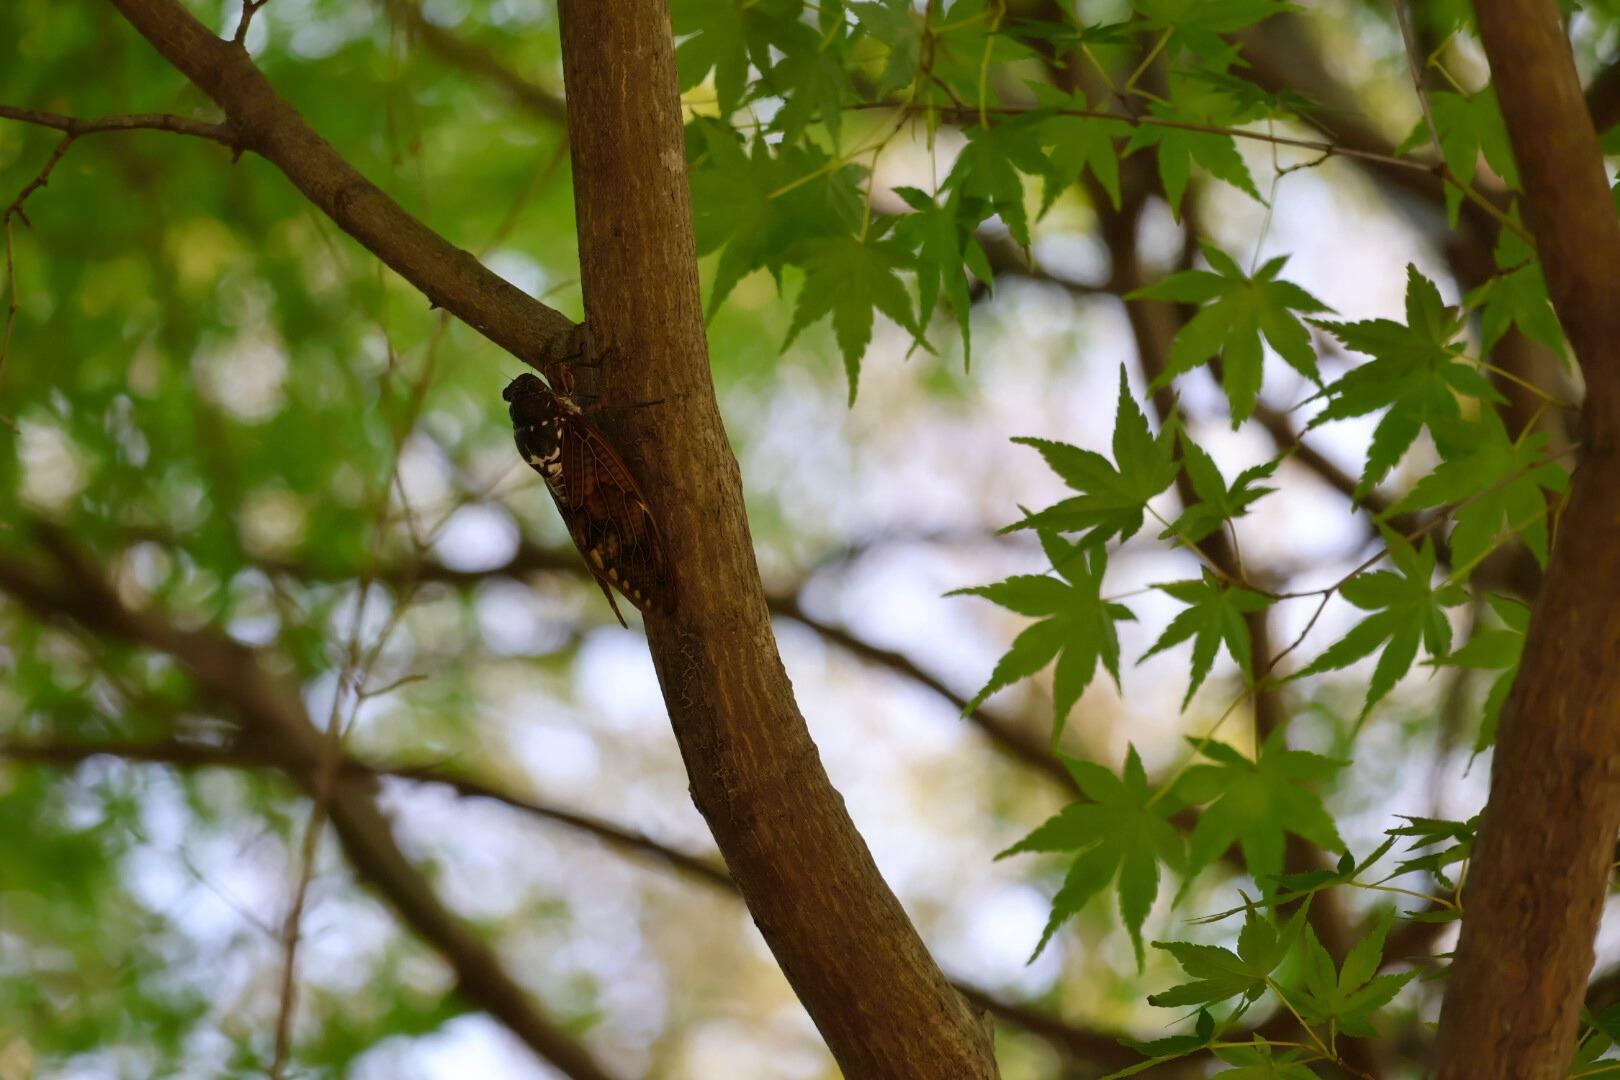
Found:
<box><xmin>1435</xmin><ymin>2</ymin><xmax>1620</xmax><ymax>1075</ymax></box>
<box><xmin>552</xmin><ymin>1</ymin><xmax>1000</xmax><ymax>1075</ymax></box>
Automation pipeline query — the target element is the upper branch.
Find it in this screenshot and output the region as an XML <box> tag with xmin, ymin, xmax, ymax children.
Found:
<box><xmin>101</xmin><ymin>0</ymin><xmax>577</xmax><ymax>369</ymax></box>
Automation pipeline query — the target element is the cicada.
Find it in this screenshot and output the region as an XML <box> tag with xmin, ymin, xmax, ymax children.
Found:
<box><xmin>503</xmin><ymin>372</ymin><xmax>671</xmax><ymax>625</ymax></box>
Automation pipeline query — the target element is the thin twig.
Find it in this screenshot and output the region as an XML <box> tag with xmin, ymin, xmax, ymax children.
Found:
<box><xmin>269</xmin><ymin>779</ymin><xmax>325</xmax><ymax>1076</ymax></box>
<box><xmin>0</xmin><ymin>540</ymin><xmax>618</xmax><ymax>1080</ymax></box>
<box><xmin>0</xmin><ymin>133</ymin><xmax>76</xmax><ymax>409</ymax></box>
<box><xmin>1394</xmin><ymin>0</ymin><xmax>1444</xmax><ymax>158</ymax></box>
<box><xmin>0</xmin><ymin>105</ymin><xmax>238</xmax><ymax>146</ymax></box>
<box><xmin>0</xmin><ymin>214</ymin><xmax>17</xmax><ymax>430</ymax></box>
<box><xmin>844</xmin><ymin>99</ymin><xmax>1535</xmax><ymax>244</ymax></box>
<box><xmin>235</xmin><ymin>0</ymin><xmax>271</xmax><ymax>44</ymax></box>
<box><xmin>0</xmin><ymin>106</ymin><xmax>238</xmax><ymax>422</ymax></box>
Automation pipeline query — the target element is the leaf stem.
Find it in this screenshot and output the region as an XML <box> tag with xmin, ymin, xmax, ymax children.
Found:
<box><xmin>976</xmin><ymin>2</ymin><xmax>1004</xmax><ymax>130</ymax></box>
<box><xmin>1143</xmin><ymin>684</ymin><xmax>1253</xmax><ymax>809</ymax></box>
<box><xmin>1265</xmin><ymin>978</ymin><xmax>1336</xmax><ymax>1064</ymax></box>
<box><xmin>1348</xmin><ymin>879</ymin><xmax>1457</xmax><ymax>911</ymax></box>
<box><xmin>1122</xmin><ymin>28</ymin><xmax>1172</xmax><ymax>95</ymax></box>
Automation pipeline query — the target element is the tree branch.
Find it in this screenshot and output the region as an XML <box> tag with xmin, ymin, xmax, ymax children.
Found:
<box><xmin>0</xmin><ymin>537</ymin><xmax>617</xmax><ymax>1080</ymax></box>
<box><xmin>1</xmin><ymin>738</ymin><xmax>736</xmax><ymax>891</ymax></box>
<box><xmin>0</xmin><ymin>104</ymin><xmax>238</xmax><ymax>146</ymax></box>
<box><xmin>3</xmin><ymin>733</ymin><xmax>1151</xmax><ymax>1072</ymax></box>
<box><xmin>379</xmin><ymin>0</ymin><xmax>567</xmax><ymax>126</ymax></box>
<box><xmin>217</xmin><ymin>531</ymin><xmax>1079</xmax><ymax>796</ymax></box>
<box><xmin>1435</xmin><ymin>2</ymin><xmax>1620</xmax><ymax>1076</ymax></box>
<box><xmin>768</xmin><ymin>592</ymin><xmax>1074</xmax><ymax>791</ymax></box>
<box><xmin>551</xmin><ymin>0</ymin><xmax>998</xmax><ymax>1073</ymax></box>
<box><xmin>102</xmin><ymin>0</ymin><xmax>577</xmax><ymax>369</ymax></box>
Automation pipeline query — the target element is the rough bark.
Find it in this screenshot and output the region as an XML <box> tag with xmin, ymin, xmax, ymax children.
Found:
<box><xmin>550</xmin><ymin>1</ymin><xmax>998</xmax><ymax>1075</ymax></box>
<box><xmin>1434</xmin><ymin>2</ymin><xmax>1620</xmax><ymax>1076</ymax></box>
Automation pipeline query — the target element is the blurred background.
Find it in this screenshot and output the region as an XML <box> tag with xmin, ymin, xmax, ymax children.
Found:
<box><xmin>0</xmin><ymin>0</ymin><xmax>1605</xmax><ymax>1076</ymax></box>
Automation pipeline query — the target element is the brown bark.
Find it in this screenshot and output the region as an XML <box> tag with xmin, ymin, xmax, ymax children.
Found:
<box><xmin>549</xmin><ymin>2</ymin><xmax>998</xmax><ymax>1075</ymax></box>
<box><xmin>1434</xmin><ymin>3</ymin><xmax>1620</xmax><ymax>1076</ymax></box>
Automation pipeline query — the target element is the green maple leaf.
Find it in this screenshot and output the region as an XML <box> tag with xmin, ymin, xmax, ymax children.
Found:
<box><xmin>893</xmin><ymin>186</ymin><xmax>995</xmax><ymax>366</ymax></box>
<box><xmin>1040</xmin><ymin>111</ymin><xmax>1128</xmax><ymax>211</ymax></box>
<box><xmin>950</xmin><ymin>532</ymin><xmax>1135</xmax><ymax>739</ymax></box>
<box><xmin>1126</xmin><ymin>118</ymin><xmax>1261</xmax><ymax>214</ymax></box>
<box><xmin>943</xmin><ymin>115</ymin><xmax>1051</xmax><ymax>248</ymax></box>
<box><xmin>1133</xmin><ymin>0</ymin><xmax>1296</xmax><ymax>29</ymax></box>
<box><xmin>1130</xmin><ymin>246</ymin><xmax>1330</xmax><ymax>422</ymax></box>
<box><xmin>1115</xmin><ymin>1007</ymin><xmax>1216</xmax><ymax>1062</ymax></box>
<box><xmin>1463</xmin><ymin>210</ymin><xmax>1564</xmax><ymax>361</ymax></box>
<box><xmin>1294</xmin><ymin>531</ymin><xmax>1467</xmax><ymax>723</ymax></box>
<box><xmin>1141</xmin><ymin>569</ymin><xmax>1272</xmax><ymax>709</ymax></box>
<box><xmin>766</xmin><ymin>18</ymin><xmax>855</xmax><ymax>143</ymax></box>
<box><xmin>782</xmin><ymin>231</ymin><xmax>922</xmax><ymax>404</ymax></box>
<box><xmin>1163</xmin><ymin>433</ymin><xmax>1279</xmax><ymax>544</ymax></box>
<box><xmin>1310</xmin><ymin>264</ymin><xmax>1504</xmax><ymax>495</ymax></box>
<box><xmin>1173</xmin><ymin>730</ymin><xmax>1345</xmax><ymax>887</ymax></box>
<box><xmin>1295</xmin><ymin>915</ymin><xmax>1419</xmax><ymax>1042</ymax></box>
<box><xmin>1001</xmin><ymin>14</ymin><xmax>1134</xmax><ymax>61</ymax></box>
<box><xmin>1133</xmin><ymin>0</ymin><xmax>1300</xmax><ymax>42</ymax></box>
<box><xmin>673</xmin><ymin>0</ymin><xmax>802</xmax><ymax>116</ymax></box>
<box><xmin>1210</xmin><ymin>1040</ymin><xmax>1322</xmax><ymax>1079</ymax></box>
<box><xmin>850</xmin><ymin>0</ymin><xmax>923</xmax><ymax>97</ymax></box>
<box><xmin>1572</xmin><ymin>1001</ymin><xmax>1620</xmax><ymax>1072</ymax></box>
<box><xmin>689</xmin><ymin>123</ymin><xmax>863</xmax><ymax>315</ymax></box>
<box><xmin>1149</xmin><ymin>901</ymin><xmax>1311</xmax><ymax>1008</ymax></box>
<box><xmin>1122</xmin><ymin>75</ymin><xmax>1264</xmax><ymax>214</ymax></box>
<box><xmin>998</xmin><ymin>746</ymin><xmax>1184</xmax><ymax>965</ymax></box>
<box><xmin>1023</xmin><ymin>84</ymin><xmax>1129</xmax><ymax>211</ymax></box>
<box><xmin>1400</xmin><ymin>89</ymin><xmax>1519</xmax><ymax>225</ymax></box>
<box><xmin>1186</xmin><ymin>68</ymin><xmax>1322</xmax><ymax>122</ymax></box>
<box><xmin>1387</xmin><ymin>814</ymin><xmax>1475</xmax><ymax>893</ymax></box>
<box><xmin>1435</xmin><ymin>594</ymin><xmax>1528</xmax><ymax>752</ymax></box>
<box><xmin>1383</xmin><ymin>412</ymin><xmax>1568</xmax><ymax>572</ymax></box>
<box><xmin>1003</xmin><ymin>366</ymin><xmax>1179</xmax><ymax>545</ymax></box>
<box><xmin>922</xmin><ymin>0</ymin><xmax>1040</xmax><ymax>107</ymax></box>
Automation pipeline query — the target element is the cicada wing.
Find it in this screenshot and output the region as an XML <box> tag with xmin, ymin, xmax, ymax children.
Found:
<box><xmin>556</xmin><ymin>416</ymin><xmax>671</xmax><ymax>616</ymax></box>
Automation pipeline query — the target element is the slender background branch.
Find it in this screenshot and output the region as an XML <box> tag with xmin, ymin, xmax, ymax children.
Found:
<box><xmin>0</xmin><ymin>537</ymin><xmax>617</xmax><ymax>1080</ymax></box>
<box><xmin>0</xmin><ymin>735</ymin><xmax>1147</xmax><ymax>1073</ymax></box>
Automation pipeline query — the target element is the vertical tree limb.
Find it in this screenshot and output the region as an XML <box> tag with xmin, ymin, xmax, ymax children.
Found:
<box><xmin>550</xmin><ymin>1</ymin><xmax>998</xmax><ymax>1075</ymax></box>
<box><xmin>1435</xmin><ymin>2</ymin><xmax>1620</xmax><ymax>1075</ymax></box>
